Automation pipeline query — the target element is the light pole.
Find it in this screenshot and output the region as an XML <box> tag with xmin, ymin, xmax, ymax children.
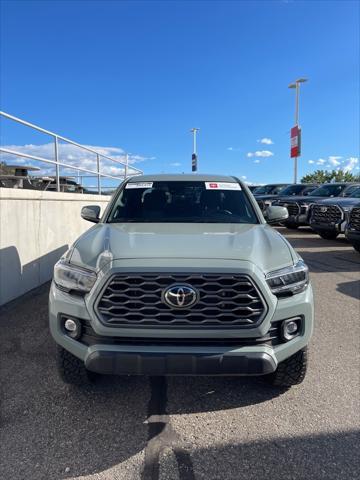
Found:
<box><xmin>125</xmin><ymin>153</ymin><xmax>129</xmax><ymax>179</ymax></box>
<box><xmin>288</xmin><ymin>78</ymin><xmax>307</xmax><ymax>183</ymax></box>
<box><xmin>190</xmin><ymin>128</ymin><xmax>199</xmax><ymax>172</ymax></box>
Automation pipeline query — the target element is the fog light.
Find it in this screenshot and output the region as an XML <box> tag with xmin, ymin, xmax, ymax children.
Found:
<box><xmin>63</xmin><ymin>317</ymin><xmax>81</xmax><ymax>339</ymax></box>
<box><xmin>281</xmin><ymin>317</ymin><xmax>301</xmax><ymax>341</ymax></box>
<box><xmin>286</xmin><ymin>321</ymin><xmax>298</xmax><ymax>335</ymax></box>
<box><xmin>64</xmin><ymin>318</ymin><xmax>77</xmax><ymax>332</ymax></box>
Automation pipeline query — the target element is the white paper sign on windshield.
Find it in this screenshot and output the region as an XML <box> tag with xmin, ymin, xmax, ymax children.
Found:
<box><xmin>205</xmin><ymin>182</ymin><xmax>241</xmax><ymax>190</ymax></box>
<box><xmin>126</xmin><ymin>182</ymin><xmax>153</xmax><ymax>189</ymax></box>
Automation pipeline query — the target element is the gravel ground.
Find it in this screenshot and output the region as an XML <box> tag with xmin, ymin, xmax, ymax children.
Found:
<box><xmin>1</xmin><ymin>227</ymin><xmax>359</xmax><ymax>480</ymax></box>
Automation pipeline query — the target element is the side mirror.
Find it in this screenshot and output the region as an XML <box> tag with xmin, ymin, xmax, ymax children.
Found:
<box><xmin>264</xmin><ymin>206</ymin><xmax>289</xmax><ymax>224</ymax></box>
<box><xmin>81</xmin><ymin>205</ymin><xmax>100</xmax><ymax>223</ymax></box>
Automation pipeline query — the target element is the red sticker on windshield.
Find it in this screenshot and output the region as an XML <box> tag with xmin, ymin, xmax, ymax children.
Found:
<box><xmin>205</xmin><ymin>182</ymin><xmax>241</xmax><ymax>191</ymax></box>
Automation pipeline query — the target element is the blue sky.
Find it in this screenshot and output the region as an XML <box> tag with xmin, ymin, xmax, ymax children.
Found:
<box><xmin>1</xmin><ymin>0</ymin><xmax>359</xmax><ymax>186</ymax></box>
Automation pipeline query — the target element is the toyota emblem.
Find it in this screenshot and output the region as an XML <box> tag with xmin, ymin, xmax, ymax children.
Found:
<box><xmin>320</xmin><ymin>207</ymin><xmax>328</xmax><ymax>213</ymax></box>
<box><xmin>163</xmin><ymin>285</ymin><xmax>199</xmax><ymax>308</ymax></box>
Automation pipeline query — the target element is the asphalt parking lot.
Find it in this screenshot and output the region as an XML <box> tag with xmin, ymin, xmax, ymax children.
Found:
<box><xmin>1</xmin><ymin>227</ymin><xmax>359</xmax><ymax>480</ymax></box>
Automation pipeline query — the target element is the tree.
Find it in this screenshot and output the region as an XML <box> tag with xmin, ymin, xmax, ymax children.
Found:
<box><xmin>301</xmin><ymin>169</ymin><xmax>360</xmax><ymax>184</ymax></box>
<box><xmin>0</xmin><ymin>161</ymin><xmax>12</xmax><ymax>175</ymax></box>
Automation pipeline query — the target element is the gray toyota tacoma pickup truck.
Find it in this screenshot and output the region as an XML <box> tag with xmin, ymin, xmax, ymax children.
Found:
<box><xmin>49</xmin><ymin>174</ymin><xmax>314</xmax><ymax>388</ymax></box>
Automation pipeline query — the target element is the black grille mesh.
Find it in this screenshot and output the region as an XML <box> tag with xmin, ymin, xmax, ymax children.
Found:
<box><xmin>349</xmin><ymin>207</ymin><xmax>360</xmax><ymax>231</ymax></box>
<box><xmin>277</xmin><ymin>201</ymin><xmax>300</xmax><ymax>216</ymax></box>
<box><xmin>256</xmin><ymin>199</ymin><xmax>265</xmax><ymax>211</ymax></box>
<box><xmin>96</xmin><ymin>274</ymin><xmax>266</xmax><ymax>328</ymax></box>
<box><xmin>311</xmin><ymin>204</ymin><xmax>342</xmax><ymax>223</ymax></box>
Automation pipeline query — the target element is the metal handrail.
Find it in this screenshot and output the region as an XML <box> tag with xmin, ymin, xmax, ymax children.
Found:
<box><xmin>0</xmin><ymin>111</ymin><xmax>143</xmax><ymax>194</ymax></box>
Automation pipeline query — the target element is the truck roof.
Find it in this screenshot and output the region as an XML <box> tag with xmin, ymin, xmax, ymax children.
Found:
<box><xmin>127</xmin><ymin>173</ymin><xmax>240</xmax><ymax>183</ymax></box>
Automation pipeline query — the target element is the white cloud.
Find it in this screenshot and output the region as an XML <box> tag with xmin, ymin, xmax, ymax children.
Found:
<box><xmin>328</xmin><ymin>155</ymin><xmax>342</xmax><ymax>166</ymax></box>
<box><xmin>244</xmin><ymin>180</ymin><xmax>258</xmax><ymax>185</ymax></box>
<box><xmin>257</xmin><ymin>138</ymin><xmax>274</xmax><ymax>145</ymax></box>
<box><xmin>227</xmin><ymin>147</ymin><xmax>241</xmax><ymax>151</ymax></box>
<box><xmin>0</xmin><ymin>142</ymin><xmax>152</xmax><ymax>177</ymax></box>
<box><xmin>254</xmin><ymin>159</ymin><xmax>261</xmax><ymax>164</ymax></box>
<box><xmin>169</xmin><ymin>162</ymin><xmax>181</xmax><ymax>167</ymax></box>
<box><xmin>241</xmin><ymin>175</ymin><xmax>247</xmax><ymax>180</ymax></box>
<box><xmin>247</xmin><ymin>150</ymin><xmax>274</xmax><ymax>158</ymax></box>
<box><xmin>307</xmin><ymin>155</ymin><xmax>359</xmax><ymax>173</ymax></box>
<box><xmin>343</xmin><ymin>157</ymin><xmax>359</xmax><ymax>173</ymax></box>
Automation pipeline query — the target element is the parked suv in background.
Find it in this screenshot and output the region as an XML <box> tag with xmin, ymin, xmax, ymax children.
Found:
<box><xmin>253</xmin><ymin>183</ymin><xmax>290</xmax><ymax>196</ymax></box>
<box><xmin>253</xmin><ymin>184</ymin><xmax>290</xmax><ymax>211</ymax></box>
<box><xmin>247</xmin><ymin>185</ymin><xmax>261</xmax><ymax>193</ymax></box>
<box><xmin>273</xmin><ymin>183</ymin><xmax>355</xmax><ymax>229</ymax></box>
<box><xmin>346</xmin><ymin>203</ymin><xmax>360</xmax><ymax>252</ymax></box>
<box><xmin>255</xmin><ymin>184</ymin><xmax>318</xmax><ymax>211</ymax></box>
<box><xmin>49</xmin><ymin>174</ymin><xmax>314</xmax><ymax>388</ymax></box>
<box><xmin>309</xmin><ymin>185</ymin><xmax>360</xmax><ymax>239</ymax></box>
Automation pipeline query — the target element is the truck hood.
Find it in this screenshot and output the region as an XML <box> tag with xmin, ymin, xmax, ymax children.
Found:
<box><xmin>275</xmin><ymin>195</ymin><xmax>331</xmax><ymax>204</ymax></box>
<box><xmin>315</xmin><ymin>197</ymin><xmax>360</xmax><ymax>208</ymax></box>
<box><xmin>70</xmin><ymin>223</ymin><xmax>296</xmax><ymax>274</ymax></box>
<box><xmin>255</xmin><ymin>194</ymin><xmax>309</xmax><ymax>202</ymax></box>
<box><xmin>253</xmin><ymin>194</ymin><xmax>278</xmax><ymax>201</ymax></box>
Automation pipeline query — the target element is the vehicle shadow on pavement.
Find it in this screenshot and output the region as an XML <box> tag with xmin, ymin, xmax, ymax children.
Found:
<box><xmin>175</xmin><ymin>429</ymin><xmax>360</xmax><ymax>480</ymax></box>
<box><xmin>296</xmin><ymin>249</ymin><xmax>360</xmax><ymax>274</ymax></box>
<box><xmin>336</xmin><ymin>279</ymin><xmax>360</xmax><ymax>300</ymax></box>
<box><xmin>284</xmin><ymin>235</ymin><xmax>351</xmax><ymax>250</ymax></box>
<box><xmin>1</xmin><ymin>284</ymin><xmax>287</xmax><ymax>480</ymax></box>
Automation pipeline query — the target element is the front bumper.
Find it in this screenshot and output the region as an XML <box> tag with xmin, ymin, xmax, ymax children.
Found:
<box><xmin>85</xmin><ymin>347</ymin><xmax>276</xmax><ymax>376</ymax></box>
<box><xmin>49</xmin><ymin>265</ymin><xmax>314</xmax><ymax>376</ymax></box>
<box><xmin>346</xmin><ymin>228</ymin><xmax>360</xmax><ymax>244</ymax></box>
<box><xmin>309</xmin><ymin>220</ymin><xmax>346</xmax><ymax>233</ymax></box>
<box><xmin>284</xmin><ymin>211</ymin><xmax>310</xmax><ymax>226</ymax></box>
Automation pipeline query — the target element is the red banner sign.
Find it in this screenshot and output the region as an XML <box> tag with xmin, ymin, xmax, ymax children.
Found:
<box><xmin>290</xmin><ymin>125</ymin><xmax>301</xmax><ymax>158</ymax></box>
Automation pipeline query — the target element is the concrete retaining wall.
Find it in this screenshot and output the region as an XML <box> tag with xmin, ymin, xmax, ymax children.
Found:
<box><xmin>0</xmin><ymin>189</ymin><xmax>111</xmax><ymax>306</ymax></box>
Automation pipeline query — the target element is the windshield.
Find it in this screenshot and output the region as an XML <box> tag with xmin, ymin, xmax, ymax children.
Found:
<box><xmin>280</xmin><ymin>185</ymin><xmax>310</xmax><ymax>195</ymax></box>
<box><xmin>302</xmin><ymin>186</ymin><xmax>318</xmax><ymax>195</ymax></box>
<box><xmin>309</xmin><ymin>184</ymin><xmax>347</xmax><ymax>197</ymax></box>
<box><xmin>253</xmin><ymin>184</ymin><xmax>286</xmax><ymax>195</ymax></box>
<box><xmin>342</xmin><ymin>185</ymin><xmax>360</xmax><ymax>197</ymax></box>
<box><xmin>107</xmin><ymin>180</ymin><xmax>258</xmax><ymax>224</ymax></box>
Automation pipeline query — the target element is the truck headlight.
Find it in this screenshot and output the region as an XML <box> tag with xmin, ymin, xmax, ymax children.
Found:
<box><xmin>266</xmin><ymin>259</ymin><xmax>309</xmax><ymax>296</ymax></box>
<box><xmin>54</xmin><ymin>260</ymin><xmax>97</xmax><ymax>293</ymax></box>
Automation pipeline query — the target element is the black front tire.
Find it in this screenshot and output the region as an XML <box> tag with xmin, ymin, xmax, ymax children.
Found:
<box><xmin>56</xmin><ymin>346</ymin><xmax>97</xmax><ymax>386</ymax></box>
<box><xmin>318</xmin><ymin>231</ymin><xmax>339</xmax><ymax>240</ymax></box>
<box><xmin>284</xmin><ymin>222</ymin><xmax>298</xmax><ymax>230</ymax></box>
<box><xmin>267</xmin><ymin>347</ymin><xmax>308</xmax><ymax>387</ymax></box>
<box><xmin>352</xmin><ymin>242</ymin><xmax>360</xmax><ymax>253</ymax></box>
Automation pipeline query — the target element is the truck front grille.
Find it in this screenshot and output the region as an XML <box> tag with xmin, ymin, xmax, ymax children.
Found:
<box><xmin>311</xmin><ymin>204</ymin><xmax>342</xmax><ymax>224</ymax></box>
<box><xmin>256</xmin><ymin>199</ymin><xmax>265</xmax><ymax>211</ymax></box>
<box><xmin>349</xmin><ymin>207</ymin><xmax>360</xmax><ymax>231</ymax></box>
<box><xmin>96</xmin><ymin>273</ymin><xmax>267</xmax><ymax>328</ymax></box>
<box><xmin>277</xmin><ymin>201</ymin><xmax>300</xmax><ymax>216</ymax></box>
